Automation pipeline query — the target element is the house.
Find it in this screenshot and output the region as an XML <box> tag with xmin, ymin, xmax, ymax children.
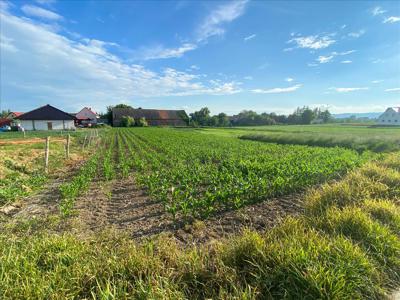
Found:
<box><xmin>377</xmin><ymin>107</ymin><xmax>400</xmax><ymax>126</ymax></box>
<box><xmin>17</xmin><ymin>104</ymin><xmax>75</xmax><ymax>130</ymax></box>
<box><xmin>7</xmin><ymin>112</ymin><xmax>24</xmax><ymax>119</ymax></box>
<box><xmin>75</xmin><ymin>107</ymin><xmax>98</xmax><ymax>126</ymax></box>
<box><xmin>112</xmin><ymin>107</ymin><xmax>188</xmax><ymax>127</ymax></box>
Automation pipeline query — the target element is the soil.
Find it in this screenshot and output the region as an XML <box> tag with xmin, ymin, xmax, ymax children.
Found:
<box><xmin>0</xmin><ymin>138</ymin><xmax>66</xmax><ymax>145</ymax></box>
<box><xmin>75</xmin><ymin>176</ymin><xmax>304</xmax><ymax>245</ymax></box>
<box><xmin>2</xmin><ymin>172</ymin><xmax>304</xmax><ymax>245</ymax></box>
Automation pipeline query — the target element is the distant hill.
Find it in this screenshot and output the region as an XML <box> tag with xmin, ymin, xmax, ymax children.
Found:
<box><xmin>333</xmin><ymin>112</ymin><xmax>382</xmax><ymax>119</ymax></box>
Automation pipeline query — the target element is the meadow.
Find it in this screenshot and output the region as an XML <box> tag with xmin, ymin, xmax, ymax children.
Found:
<box><xmin>0</xmin><ymin>125</ymin><xmax>399</xmax><ymax>299</ymax></box>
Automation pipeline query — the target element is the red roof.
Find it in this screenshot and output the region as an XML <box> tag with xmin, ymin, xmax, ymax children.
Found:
<box><xmin>11</xmin><ymin>112</ymin><xmax>24</xmax><ymax>117</ymax></box>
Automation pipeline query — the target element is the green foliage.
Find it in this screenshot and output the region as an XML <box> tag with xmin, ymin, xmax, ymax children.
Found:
<box><xmin>136</xmin><ymin>117</ymin><xmax>148</xmax><ymax>127</ymax></box>
<box><xmin>112</xmin><ymin>128</ymin><xmax>367</xmax><ymax>219</ymax></box>
<box><xmin>241</xmin><ymin>132</ymin><xmax>400</xmax><ymax>153</ymax></box>
<box><xmin>120</xmin><ymin>115</ymin><xmax>135</xmax><ymax>127</ymax></box>
<box><xmin>59</xmin><ymin>154</ymin><xmax>99</xmax><ymax>216</ymax></box>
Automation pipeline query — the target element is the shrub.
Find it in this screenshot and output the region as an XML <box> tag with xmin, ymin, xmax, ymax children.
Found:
<box><xmin>120</xmin><ymin>116</ymin><xmax>135</xmax><ymax>127</ymax></box>
<box><xmin>136</xmin><ymin>117</ymin><xmax>148</xmax><ymax>127</ymax></box>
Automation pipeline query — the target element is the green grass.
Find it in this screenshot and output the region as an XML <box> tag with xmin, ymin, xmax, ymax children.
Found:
<box><xmin>1</xmin><ymin>152</ymin><xmax>399</xmax><ymax>299</ymax></box>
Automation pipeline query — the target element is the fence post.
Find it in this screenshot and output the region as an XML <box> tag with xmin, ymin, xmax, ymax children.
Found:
<box><xmin>66</xmin><ymin>134</ymin><xmax>70</xmax><ymax>158</ymax></box>
<box><xmin>82</xmin><ymin>134</ymin><xmax>87</xmax><ymax>150</ymax></box>
<box><xmin>44</xmin><ymin>136</ymin><xmax>50</xmax><ymax>174</ymax></box>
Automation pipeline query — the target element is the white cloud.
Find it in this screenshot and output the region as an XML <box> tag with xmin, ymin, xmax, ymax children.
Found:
<box><xmin>0</xmin><ymin>10</ymin><xmax>242</xmax><ymax>111</ymax></box>
<box><xmin>136</xmin><ymin>43</ymin><xmax>197</xmax><ymax>60</ymax></box>
<box><xmin>329</xmin><ymin>87</ymin><xmax>369</xmax><ymax>93</ymax></box>
<box><xmin>251</xmin><ymin>84</ymin><xmax>302</xmax><ymax>94</ymax></box>
<box><xmin>285</xmin><ymin>77</ymin><xmax>294</xmax><ymax>82</ymax></box>
<box><xmin>315</xmin><ymin>50</ymin><xmax>356</xmax><ymax>64</ymax></box>
<box><xmin>288</xmin><ymin>34</ymin><xmax>335</xmax><ymax>50</ymax></box>
<box><xmin>348</xmin><ymin>30</ymin><xmax>365</xmax><ymax>38</ymax></box>
<box><xmin>341</xmin><ymin>60</ymin><xmax>352</xmax><ymax>64</ymax></box>
<box><xmin>371</xmin><ymin>6</ymin><xmax>386</xmax><ymax>16</ymax></box>
<box><xmin>244</xmin><ymin>33</ymin><xmax>256</xmax><ymax>41</ymax></box>
<box><xmin>196</xmin><ymin>0</ymin><xmax>248</xmax><ymax>42</ymax></box>
<box><xmin>371</xmin><ymin>80</ymin><xmax>384</xmax><ymax>84</ymax></box>
<box><xmin>383</xmin><ymin>16</ymin><xmax>400</xmax><ymax>23</ymax></box>
<box><xmin>317</xmin><ymin>55</ymin><xmax>334</xmax><ymax>64</ymax></box>
<box><xmin>21</xmin><ymin>5</ymin><xmax>62</xmax><ymax>20</ymax></box>
<box><xmin>385</xmin><ymin>88</ymin><xmax>400</xmax><ymax>92</ymax></box>
<box><xmin>244</xmin><ymin>76</ymin><xmax>253</xmax><ymax>80</ymax></box>
<box><xmin>190</xmin><ymin>65</ymin><xmax>200</xmax><ymax>70</ymax></box>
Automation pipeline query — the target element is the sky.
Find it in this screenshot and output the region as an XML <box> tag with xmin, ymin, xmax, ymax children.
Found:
<box><xmin>0</xmin><ymin>0</ymin><xmax>399</xmax><ymax>115</ymax></box>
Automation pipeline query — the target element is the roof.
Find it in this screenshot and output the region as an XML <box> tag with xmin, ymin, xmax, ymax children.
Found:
<box><xmin>113</xmin><ymin>108</ymin><xmax>188</xmax><ymax>121</ymax></box>
<box><xmin>18</xmin><ymin>104</ymin><xmax>75</xmax><ymax>120</ymax></box>
<box><xmin>9</xmin><ymin>112</ymin><xmax>24</xmax><ymax>117</ymax></box>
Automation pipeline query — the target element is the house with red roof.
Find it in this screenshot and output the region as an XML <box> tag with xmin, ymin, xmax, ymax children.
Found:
<box><xmin>75</xmin><ymin>107</ymin><xmax>98</xmax><ymax>126</ymax></box>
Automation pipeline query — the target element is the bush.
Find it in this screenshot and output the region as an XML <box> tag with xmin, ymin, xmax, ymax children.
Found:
<box><xmin>136</xmin><ymin>117</ymin><xmax>148</xmax><ymax>127</ymax></box>
<box><xmin>120</xmin><ymin>116</ymin><xmax>135</xmax><ymax>127</ymax></box>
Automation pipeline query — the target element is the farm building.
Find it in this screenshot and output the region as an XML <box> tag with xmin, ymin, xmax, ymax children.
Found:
<box><xmin>17</xmin><ymin>104</ymin><xmax>75</xmax><ymax>130</ymax></box>
<box><xmin>377</xmin><ymin>107</ymin><xmax>400</xmax><ymax>126</ymax></box>
<box><xmin>74</xmin><ymin>107</ymin><xmax>99</xmax><ymax>126</ymax></box>
<box><xmin>112</xmin><ymin>107</ymin><xmax>188</xmax><ymax>126</ymax></box>
<box><xmin>7</xmin><ymin>112</ymin><xmax>24</xmax><ymax>119</ymax></box>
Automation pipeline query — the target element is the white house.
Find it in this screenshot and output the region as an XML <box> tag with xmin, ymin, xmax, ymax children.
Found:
<box><xmin>18</xmin><ymin>104</ymin><xmax>75</xmax><ymax>130</ymax></box>
<box><xmin>377</xmin><ymin>107</ymin><xmax>400</xmax><ymax>126</ymax></box>
<box><xmin>75</xmin><ymin>107</ymin><xmax>98</xmax><ymax>125</ymax></box>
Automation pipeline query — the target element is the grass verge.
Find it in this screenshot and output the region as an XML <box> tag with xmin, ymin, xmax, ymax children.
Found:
<box><xmin>1</xmin><ymin>153</ymin><xmax>399</xmax><ymax>299</ymax></box>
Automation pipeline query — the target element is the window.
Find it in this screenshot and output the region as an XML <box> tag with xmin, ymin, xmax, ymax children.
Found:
<box><xmin>382</xmin><ymin>120</ymin><xmax>385</xmax><ymax>122</ymax></box>
<box><xmin>388</xmin><ymin>120</ymin><xmax>391</xmax><ymax>122</ymax></box>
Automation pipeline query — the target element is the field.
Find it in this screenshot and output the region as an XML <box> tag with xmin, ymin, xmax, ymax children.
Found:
<box><xmin>0</xmin><ymin>125</ymin><xmax>399</xmax><ymax>298</ymax></box>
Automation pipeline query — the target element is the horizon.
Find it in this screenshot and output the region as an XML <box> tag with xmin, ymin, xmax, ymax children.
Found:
<box><xmin>0</xmin><ymin>0</ymin><xmax>399</xmax><ymax>115</ymax></box>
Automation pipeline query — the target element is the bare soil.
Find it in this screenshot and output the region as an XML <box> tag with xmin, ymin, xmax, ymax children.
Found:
<box><xmin>0</xmin><ymin>137</ymin><xmax>66</xmax><ymax>145</ymax></box>
<box><xmin>75</xmin><ymin>176</ymin><xmax>304</xmax><ymax>244</ymax></box>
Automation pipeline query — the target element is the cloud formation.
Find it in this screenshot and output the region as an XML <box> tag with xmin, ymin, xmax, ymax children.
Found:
<box><xmin>196</xmin><ymin>0</ymin><xmax>248</xmax><ymax>42</ymax></box>
<box><xmin>288</xmin><ymin>34</ymin><xmax>335</xmax><ymax>50</ymax></box>
<box><xmin>244</xmin><ymin>33</ymin><xmax>256</xmax><ymax>41</ymax></box>
<box><xmin>0</xmin><ymin>9</ymin><xmax>241</xmax><ymax>111</ymax></box>
<box><xmin>21</xmin><ymin>5</ymin><xmax>62</xmax><ymax>20</ymax></box>
<box><xmin>385</xmin><ymin>87</ymin><xmax>400</xmax><ymax>92</ymax></box>
<box><xmin>371</xmin><ymin>6</ymin><xmax>386</xmax><ymax>16</ymax></box>
<box><xmin>329</xmin><ymin>87</ymin><xmax>369</xmax><ymax>93</ymax></box>
<box><xmin>251</xmin><ymin>84</ymin><xmax>302</xmax><ymax>94</ymax></box>
<box><xmin>383</xmin><ymin>16</ymin><xmax>400</xmax><ymax>23</ymax></box>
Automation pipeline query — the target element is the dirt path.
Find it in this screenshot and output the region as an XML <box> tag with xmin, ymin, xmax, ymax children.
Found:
<box><xmin>76</xmin><ymin>176</ymin><xmax>304</xmax><ymax>244</ymax></box>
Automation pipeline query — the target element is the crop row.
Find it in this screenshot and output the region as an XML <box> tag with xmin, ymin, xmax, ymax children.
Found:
<box><xmin>109</xmin><ymin>128</ymin><xmax>371</xmax><ymax>219</ymax></box>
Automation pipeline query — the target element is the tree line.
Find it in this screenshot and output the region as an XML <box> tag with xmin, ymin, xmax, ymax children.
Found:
<box><xmin>189</xmin><ymin>106</ymin><xmax>333</xmax><ymax>127</ymax></box>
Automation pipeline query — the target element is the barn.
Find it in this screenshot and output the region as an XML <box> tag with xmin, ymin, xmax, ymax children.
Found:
<box><xmin>112</xmin><ymin>107</ymin><xmax>188</xmax><ymax>127</ymax></box>
<box><xmin>18</xmin><ymin>104</ymin><xmax>76</xmax><ymax>130</ymax></box>
<box><xmin>377</xmin><ymin>107</ymin><xmax>400</xmax><ymax>126</ymax></box>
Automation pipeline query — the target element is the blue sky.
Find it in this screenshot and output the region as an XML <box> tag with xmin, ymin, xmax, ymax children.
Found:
<box><xmin>0</xmin><ymin>0</ymin><xmax>399</xmax><ymax>115</ymax></box>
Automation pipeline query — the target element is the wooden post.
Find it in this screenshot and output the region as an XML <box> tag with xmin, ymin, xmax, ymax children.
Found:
<box><xmin>66</xmin><ymin>134</ymin><xmax>70</xmax><ymax>158</ymax></box>
<box><xmin>82</xmin><ymin>134</ymin><xmax>87</xmax><ymax>150</ymax></box>
<box><xmin>45</xmin><ymin>136</ymin><xmax>50</xmax><ymax>174</ymax></box>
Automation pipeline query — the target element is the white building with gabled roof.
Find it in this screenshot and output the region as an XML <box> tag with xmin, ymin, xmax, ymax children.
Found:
<box><xmin>377</xmin><ymin>107</ymin><xmax>400</xmax><ymax>126</ymax></box>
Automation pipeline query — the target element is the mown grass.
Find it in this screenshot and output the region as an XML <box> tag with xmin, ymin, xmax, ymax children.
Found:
<box><xmin>1</xmin><ymin>154</ymin><xmax>399</xmax><ymax>299</ymax></box>
<box><xmin>240</xmin><ymin>132</ymin><xmax>400</xmax><ymax>153</ymax></box>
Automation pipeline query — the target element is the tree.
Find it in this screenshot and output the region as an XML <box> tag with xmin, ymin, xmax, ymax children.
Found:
<box><xmin>104</xmin><ymin>104</ymin><xmax>133</xmax><ymax>125</ymax></box>
<box><xmin>217</xmin><ymin>113</ymin><xmax>230</xmax><ymax>127</ymax></box>
<box><xmin>0</xmin><ymin>109</ymin><xmax>11</xmax><ymax>118</ymax></box>
<box><xmin>190</xmin><ymin>107</ymin><xmax>211</xmax><ymax>126</ymax></box>
<box><xmin>120</xmin><ymin>116</ymin><xmax>135</xmax><ymax>127</ymax></box>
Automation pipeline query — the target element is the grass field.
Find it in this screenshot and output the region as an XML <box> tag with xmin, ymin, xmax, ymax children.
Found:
<box><xmin>0</xmin><ymin>125</ymin><xmax>399</xmax><ymax>298</ymax></box>
<box><xmin>0</xmin><ymin>130</ymin><xmax>97</xmax><ymax>206</ymax></box>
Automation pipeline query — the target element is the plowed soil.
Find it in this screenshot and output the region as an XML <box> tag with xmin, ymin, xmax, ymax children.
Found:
<box><xmin>75</xmin><ymin>176</ymin><xmax>304</xmax><ymax>244</ymax></box>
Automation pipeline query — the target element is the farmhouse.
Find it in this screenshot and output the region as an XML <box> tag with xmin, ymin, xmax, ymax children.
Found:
<box><xmin>74</xmin><ymin>107</ymin><xmax>98</xmax><ymax>126</ymax></box>
<box><xmin>112</xmin><ymin>107</ymin><xmax>188</xmax><ymax>126</ymax></box>
<box><xmin>18</xmin><ymin>104</ymin><xmax>75</xmax><ymax>130</ymax></box>
<box><xmin>377</xmin><ymin>107</ymin><xmax>400</xmax><ymax>126</ymax></box>
<box><xmin>7</xmin><ymin>112</ymin><xmax>24</xmax><ymax>119</ymax></box>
